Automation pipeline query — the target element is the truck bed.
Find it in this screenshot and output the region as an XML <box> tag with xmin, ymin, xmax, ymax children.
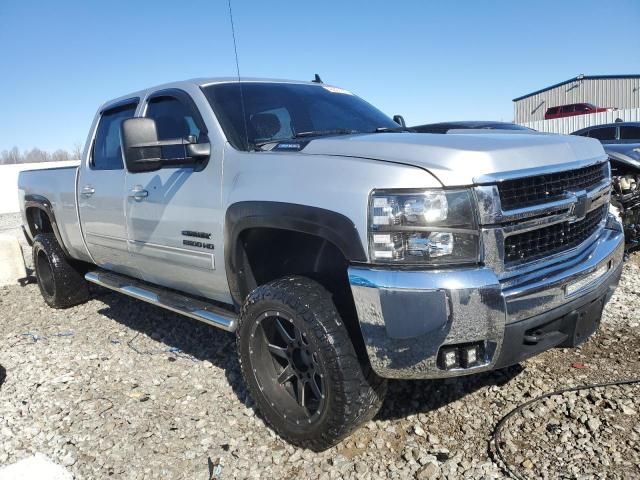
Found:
<box><xmin>18</xmin><ymin>163</ymin><xmax>91</xmax><ymax>263</ymax></box>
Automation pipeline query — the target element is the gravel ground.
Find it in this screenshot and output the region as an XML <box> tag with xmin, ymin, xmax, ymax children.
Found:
<box><xmin>0</xmin><ymin>213</ymin><xmax>639</xmax><ymax>479</ymax></box>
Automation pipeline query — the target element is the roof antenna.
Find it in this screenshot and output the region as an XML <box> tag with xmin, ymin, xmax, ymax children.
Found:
<box><xmin>312</xmin><ymin>74</ymin><xmax>323</xmax><ymax>84</ymax></box>
<box><xmin>227</xmin><ymin>0</ymin><xmax>250</xmax><ymax>150</ymax></box>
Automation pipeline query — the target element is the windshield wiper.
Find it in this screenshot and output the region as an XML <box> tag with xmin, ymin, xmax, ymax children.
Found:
<box><xmin>252</xmin><ymin>139</ymin><xmax>282</xmax><ymax>150</ymax></box>
<box><xmin>251</xmin><ymin>129</ymin><xmax>359</xmax><ymax>151</ymax></box>
<box><xmin>293</xmin><ymin>128</ymin><xmax>359</xmax><ymax>138</ymax></box>
<box><xmin>372</xmin><ymin>126</ymin><xmax>413</xmax><ymax>133</ymax></box>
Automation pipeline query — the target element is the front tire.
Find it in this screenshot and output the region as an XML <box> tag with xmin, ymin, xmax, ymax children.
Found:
<box><xmin>32</xmin><ymin>233</ymin><xmax>89</xmax><ymax>309</ymax></box>
<box><xmin>237</xmin><ymin>276</ymin><xmax>386</xmax><ymax>451</ymax></box>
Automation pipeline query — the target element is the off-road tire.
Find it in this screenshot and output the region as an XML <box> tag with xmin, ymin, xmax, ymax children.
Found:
<box><xmin>32</xmin><ymin>233</ymin><xmax>89</xmax><ymax>308</ymax></box>
<box><xmin>237</xmin><ymin>276</ymin><xmax>387</xmax><ymax>451</ymax></box>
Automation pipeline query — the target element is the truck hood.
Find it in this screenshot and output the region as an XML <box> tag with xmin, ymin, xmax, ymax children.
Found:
<box><xmin>301</xmin><ymin>132</ymin><xmax>606</xmax><ymax>186</ymax></box>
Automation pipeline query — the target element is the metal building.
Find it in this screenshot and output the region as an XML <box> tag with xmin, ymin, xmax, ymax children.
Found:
<box><xmin>513</xmin><ymin>74</ymin><xmax>640</xmax><ymax>123</ymax></box>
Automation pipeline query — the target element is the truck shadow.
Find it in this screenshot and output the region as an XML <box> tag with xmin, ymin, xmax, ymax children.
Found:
<box><xmin>377</xmin><ymin>364</ymin><xmax>523</xmax><ymax>421</ymax></box>
<box><xmin>0</xmin><ymin>364</ymin><xmax>6</xmax><ymax>389</ymax></box>
<box><xmin>91</xmin><ymin>287</ymin><xmax>252</xmax><ymax>404</ymax></box>
<box><xmin>91</xmin><ymin>285</ymin><xmax>523</xmax><ymax>422</ymax></box>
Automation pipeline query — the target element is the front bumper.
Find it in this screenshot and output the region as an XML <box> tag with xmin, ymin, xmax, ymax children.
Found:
<box><xmin>348</xmin><ymin>223</ymin><xmax>625</xmax><ymax>379</ymax></box>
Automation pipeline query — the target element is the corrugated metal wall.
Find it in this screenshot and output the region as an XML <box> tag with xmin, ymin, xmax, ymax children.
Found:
<box><xmin>514</xmin><ymin>77</ymin><xmax>640</xmax><ymax>123</ymax></box>
<box><xmin>519</xmin><ymin>108</ymin><xmax>640</xmax><ymax>135</ymax></box>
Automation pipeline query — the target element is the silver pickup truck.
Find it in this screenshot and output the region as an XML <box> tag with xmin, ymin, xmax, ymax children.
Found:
<box><xmin>18</xmin><ymin>78</ymin><xmax>625</xmax><ymax>450</ymax></box>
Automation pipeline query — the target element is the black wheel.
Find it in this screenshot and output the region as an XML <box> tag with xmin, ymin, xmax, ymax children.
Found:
<box><xmin>32</xmin><ymin>233</ymin><xmax>89</xmax><ymax>309</ymax></box>
<box><xmin>237</xmin><ymin>276</ymin><xmax>387</xmax><ymax>451</ymax></box>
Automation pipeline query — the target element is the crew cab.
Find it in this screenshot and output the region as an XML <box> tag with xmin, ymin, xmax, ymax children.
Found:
<box><xmin>18</xmin><ymin>78</ymin><xmax>625</xmax><ymax>450</ymax></box>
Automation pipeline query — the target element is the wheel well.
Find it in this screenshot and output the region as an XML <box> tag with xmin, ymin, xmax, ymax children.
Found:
<box><xmin>238</xmin><ymin>228</ymin><xmax>366</xmax><ymax>358</ymax></box>
<box><xmin>26</xmin><ymin>207</ymin><xmax>53</xmax><ymax>237</ymax></box>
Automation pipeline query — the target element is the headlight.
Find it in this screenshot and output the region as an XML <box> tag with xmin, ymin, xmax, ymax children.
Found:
<box><xmin>369</xmin><ymin>189</ymin><xmax>480</xmax><ymax>265</ymax></box>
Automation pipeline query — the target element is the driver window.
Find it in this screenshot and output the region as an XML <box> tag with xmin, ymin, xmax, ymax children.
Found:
<box><xmin>146</xmin><ymin>96</ymin><xmax>202</xmax><ymax>141</ymax></box>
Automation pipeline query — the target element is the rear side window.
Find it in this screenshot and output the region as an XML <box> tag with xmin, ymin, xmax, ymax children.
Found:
<box><xmin>547</xmin><ymin>107</ymin><xmax>559</xmax><ymax>114</ymax></box>
<box><xmin>619</xmin><ymin>126</ymin><xmax>640</xmax><ymax>141</ymax></box>
<box><xmin>561</xmin><ymin>105</ymin><xmax>575</xmax><ymax>113</ymax></box>
<box><xmin>588</xmin><ymin>127</ymin><xmax>616</xmax><ymax>141</ymax></box>
<box><xmin>92</xmin><ymin>103</ymin><xmax>137</xmax><ymax>170</ymax></box>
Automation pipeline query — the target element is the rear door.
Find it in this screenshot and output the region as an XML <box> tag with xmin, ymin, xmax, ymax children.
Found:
<box><xmin>124</xmin><ymin>88</ymin><xmax>226</xmax><ymax>300</ymax></box>
<box><xmin>78</xmin><ymin>99</ymin><xmax>139</xmax><ymax>276</ymax></box>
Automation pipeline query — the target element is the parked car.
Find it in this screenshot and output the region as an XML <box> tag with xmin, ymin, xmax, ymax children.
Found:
<box><xmin>412</xmin><ymin>121</ymin><xmax>533</xmax><ymax>134</ymax></box>
<box><xmin>572</xmin><ymin>121</ymin><xmax>640</xmax><ymax>143</ymax></box>
<box><xmin>572</xmin><ymin>122</ymin><xmax>640</xmax><ymax>247</ymax></box>
<box><xmin>545</xmin><ymin>103</ymin><xmax>613</xmax><ymax>120</ymax></box>
<box><xmin>18</xmin><ymin>78</ymin><xmax>624</xmax><ymax>450</ymax></box>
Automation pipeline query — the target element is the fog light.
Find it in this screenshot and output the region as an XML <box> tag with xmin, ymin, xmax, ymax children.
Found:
<box><xmin>442</xmin><ymin>349</ymin><xmax>459</xmax><ymax>369</ymax></box>
<box><xmin>438</xmin><ymin>342</ymin><xmax>485</xmax><ymax>370</ymax></box>
<box><xmin>462</xmin><ymin>346</ymin><xmax>478</xmax><ymax>366</ymax></box>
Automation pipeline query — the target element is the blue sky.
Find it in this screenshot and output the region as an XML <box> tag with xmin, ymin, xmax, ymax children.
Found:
<box><xmin>1</xmin><ymin>0</ymin><xmax>638</xmax><ymax>152</ymax></box>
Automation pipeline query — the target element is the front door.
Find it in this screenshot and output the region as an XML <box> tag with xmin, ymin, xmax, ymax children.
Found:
<box><xmin>124</xmin><ymin>90</ymin><xmax>225</xmax><ymax>301</ymax></box>
<box><xmin>78</xmin><ymin>100</ymin><xmax>138</xmax><ymax>277</ymax></box>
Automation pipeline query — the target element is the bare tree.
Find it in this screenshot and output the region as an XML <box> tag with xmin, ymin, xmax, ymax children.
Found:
<box><xmin>23</xmin><ymin>148</ymin><xmax>51</xmax><ymax>164</ymax></box>
<box><xmin>71</xmin><ymin>142</ymin><xmax>83</xmax><ymax>161</ymax></box>
<box><xmin>0</xmin><ymin>146</ymin><xmax>78</xmax><ymax>165</ymax></box>
<box><xmin>51</xmin><ymin>149</ymin><xmax>71</xmax><ymax>162</ymax></box>
<box><xmin>0</xmin><ymin>147</ymin><xmax>21</xmax><ymax>165</ymax></box>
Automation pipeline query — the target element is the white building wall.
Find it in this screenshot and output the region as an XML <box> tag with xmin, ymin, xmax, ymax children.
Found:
<box><xmin>514</xmin><ymin>77</ymin><xmax>640</xmax><ymax>123</ymax></box>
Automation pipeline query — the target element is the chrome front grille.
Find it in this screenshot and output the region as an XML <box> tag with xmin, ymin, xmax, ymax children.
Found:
<box><xmin>504</xmin><ymin>205</ymin><xmax>606</xmax><ymax>265</ymax></box>
<box><xmin>498</xmin><ymin>162</ymin><xmax>608</xmax><ymax>211</ymax></box>
<box><xmin>475</xmin><ymin>158</ymin><xmax>612</xmax><ymax>276</ymax></box>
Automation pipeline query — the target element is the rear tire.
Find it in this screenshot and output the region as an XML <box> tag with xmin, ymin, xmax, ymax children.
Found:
<box><xmin>32</xmin><ymin>233</ymin><xmax>89</xmax><ymax>309</ymax></box>
<box><xmin>237</xmin><ymin>276</ymin><xmax>387</xmax><ymax>451</ymax></box>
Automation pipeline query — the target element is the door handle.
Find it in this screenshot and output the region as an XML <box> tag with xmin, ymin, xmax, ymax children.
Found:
<box><xmin>81</xmin><ymin>185</ymin><xmax>95</xmax><ymax>197</ymax></box>
<box><xmin>129</xmin><ymin>186</ymin><xmax>149</xmax><ymax>201</ymax></box>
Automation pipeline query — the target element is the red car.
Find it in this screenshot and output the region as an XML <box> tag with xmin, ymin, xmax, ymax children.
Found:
<box><xmin>545</xmin><ymin>103</ymin><xmax>613</xmax><ymax>120</ymax></box>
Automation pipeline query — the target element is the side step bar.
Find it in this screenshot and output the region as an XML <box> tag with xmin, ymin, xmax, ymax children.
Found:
<box><xmin>85</xmin><ymin>270</ymin><xmax>237</xmax><ymax>332</ymax></box>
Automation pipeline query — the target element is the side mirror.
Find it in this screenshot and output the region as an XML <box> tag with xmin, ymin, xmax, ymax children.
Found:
<box><xmin>393</xmin><ymin>115</ymin><xmax>406</xmax><ymax>128</ymax></box>
<box><xmin>120</xmin><ymin>118</ymin><xmax>211</xmax><ymax>173</ymax></box>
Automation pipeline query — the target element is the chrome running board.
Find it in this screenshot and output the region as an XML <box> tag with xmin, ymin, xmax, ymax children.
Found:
<box><xmin>85</xmin><ymin>270</ymin><xmax>237</xmax><ymax>332</ymax></box>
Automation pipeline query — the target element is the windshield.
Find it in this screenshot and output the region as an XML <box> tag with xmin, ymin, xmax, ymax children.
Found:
<box><xmin>202</xmin><ymin>82</ymin><xmax>399</xmax><ymax>151</ymax></box>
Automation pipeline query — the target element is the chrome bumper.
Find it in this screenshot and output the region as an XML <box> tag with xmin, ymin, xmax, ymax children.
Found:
<box><xmin>348</xmin><ymin>221</ymin><xmax>625</xmax><ymax>379</ymax></box>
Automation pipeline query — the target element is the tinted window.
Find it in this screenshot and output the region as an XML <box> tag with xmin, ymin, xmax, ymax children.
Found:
<box><xmin>547</xmin><ymin>107</ymin><xmax>559</xmax><ymax>114</ymax></box>
<box><xmin>619</xmin><ymin>126</ymin><xmax>640</xmax><ymax>141</ymax></box>
<box><xmin>92</xmin><ymin>103</ymin><xmax>137</xmax><ymax>170</ymax></box>
<box><xmin>574</xmin><ymin>104</ymin><xmax>589</xmax><ymax>112</ymax></box>
<box><xmin>588</xmin><ymin>127</ymin><xmax>616</xmax><ymax>141</ymax></box>
<box><xmin>146</xmin><ymin>95</ymin><xmax>204</xmax><ymax>159</ymax></box>
<box><xmin>146</xmin><ymin>96</ymin><xmax>202</xmax><ymax>141</ymax></box>
<box><xmin>412</xmin><ymin>124</ymin><xmax>454</xmax><ymax>134</ymax></box>
<box><xmin>484</xmin><ymin>123</ymin><xmax>532</xmax><ymax>130</ymax></box>
<box><xmin>203</xmin><ymin>83</ymin><xmax>399</xmax><ymax>150</ymax></box>
<box><xmin>561</xmin><ymin>105</ymin><xmax>575</xmax><ymax>113</ymax></box>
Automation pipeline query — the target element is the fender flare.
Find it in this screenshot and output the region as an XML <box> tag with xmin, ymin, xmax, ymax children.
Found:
<box><xmin>224</xmin><ymin>201</ymin><xmax>367</xmax><ymax>304</ymax></box>
<box><xmin>23</xmin><ymin>194</ymin><xmax>71</xmax><ymax>258</ymax></box>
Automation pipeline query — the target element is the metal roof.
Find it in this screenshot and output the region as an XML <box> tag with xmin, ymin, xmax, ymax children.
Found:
<box><xmin>513</xmin><ymin>74</ymin><xmax>640</xmax><ymax>102</ymax></box>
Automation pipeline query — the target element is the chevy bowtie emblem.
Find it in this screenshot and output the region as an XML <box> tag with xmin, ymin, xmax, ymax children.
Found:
<box><xmin>570</xmin><ymin>192</ymin><xmax>589</xmax><ymax>221</ymax></box>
